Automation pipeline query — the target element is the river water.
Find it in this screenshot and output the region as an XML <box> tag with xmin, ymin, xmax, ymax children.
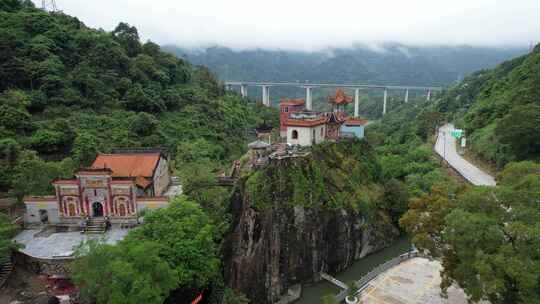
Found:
<box><xmin>294</xmin><ymin>236</ymin><xmax>411</xmax><ymax>303</ymax></box>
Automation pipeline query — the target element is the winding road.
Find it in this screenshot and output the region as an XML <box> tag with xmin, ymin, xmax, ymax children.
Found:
<box><xmin>435</xmin><ymin>123</ymin><xmax>496</xmax><ymax>186</ymax></box>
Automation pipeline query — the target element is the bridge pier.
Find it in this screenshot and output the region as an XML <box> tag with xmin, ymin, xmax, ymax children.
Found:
<box><xmin>240</xmin><ymin>84</ymin><xmax>248</xmax><ymax>98</ymax></box>
<box><xmin>383</xmin><ymin>88</ymin><xmax>388</xmax><ymax>115</ymax></box>
<box><xmin>305</xmin><ymin>86</ymin><xmax>313</xmax><ymax>110</ymax></box>
<box><xmin>354</xmin><ymin>88</ymin><xmax>360</xmax><ymax>117</ymax></box>
<box><xmin>261</xmin><ymin>85</ymin><xmax>271</xmax><ymax>106</ymax></box>
<box><xmin>404</xmin><ymin>89</ymin><xmax>409</xmax><ymax>103</ymax></box>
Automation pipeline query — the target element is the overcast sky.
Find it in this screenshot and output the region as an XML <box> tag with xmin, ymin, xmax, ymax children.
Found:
<box><xmin>42</xmin><ymin>0</ymin><xmax>540</xmax><ymax>51</ymax></box>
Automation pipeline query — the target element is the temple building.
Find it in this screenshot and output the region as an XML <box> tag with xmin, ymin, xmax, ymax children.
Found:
<box><xmin>280</xmin><ymin>89</ymin><xmax>366</xmax><ymax>146</ymax></box>
<box><xmin>341</xmin><ymin>117</ymin><xmax>368</xmax><ymax>139</ymax></box>
<box><xmin>284</xmin><ymin>112</ymin><xmax>327</xmax><ymax>146</ymax></box>
<box><xmin>280</xmin><ymin>99</ymin><xmax>306</xmax><ymax>137</ymax></box>
<box><xmin>24</xmin><ymin>149</ymin><xmax>172</xmax><ymax>226</ymax></box>
<box><xmin>325</xmin><ymin>89</ymin><xmax>352</xmax><ymax>140</ymax></box>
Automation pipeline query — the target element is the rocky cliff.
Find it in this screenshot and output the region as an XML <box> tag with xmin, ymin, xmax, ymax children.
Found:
<box><xmin>224</xmin><ymin>140</ymin><xmax>400</xmax><ymax>303</ymax></box>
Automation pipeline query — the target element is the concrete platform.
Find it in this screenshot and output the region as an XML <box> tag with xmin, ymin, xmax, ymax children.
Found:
<box><xmin>359</xmin><ymin>258</ymin><xmax>489</xmax><ymax>304</ymax></box>
<box><xmin>14</xmin><ymin>228</ymin><xmax>131</xmax><ymax>259</ymax></box>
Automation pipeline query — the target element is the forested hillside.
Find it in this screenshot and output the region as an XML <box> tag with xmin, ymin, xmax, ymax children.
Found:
<box><xmin>0</xmin><ymin>1</ymin><xmax>277</xmax><ymax>199</ymax></box>
<box><xmin>437</xmin><ymin>44</ymin><xmax>540</xmax><ymax>167</ymax></box>
<box><xmin>163</xmin><ymin>44</ymin><xmax>525</xmax><ymax>120</ymax></box>
<box><xmin>165</xmin><ymin>44</ymin><xmax>526</xmax><ymax>86</ymax></box>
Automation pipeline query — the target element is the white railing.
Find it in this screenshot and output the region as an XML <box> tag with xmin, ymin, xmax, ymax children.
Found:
<box><xmin>334</xmin><ymin>250</ymin><xmax>428</xmax><ymax>302</ymax></box>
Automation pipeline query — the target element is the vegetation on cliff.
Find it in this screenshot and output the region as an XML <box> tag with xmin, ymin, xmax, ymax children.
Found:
<box><xmin>242</xmin><ymin>139</ymin><xmax>405</xmax><ymax>230</ymax></box>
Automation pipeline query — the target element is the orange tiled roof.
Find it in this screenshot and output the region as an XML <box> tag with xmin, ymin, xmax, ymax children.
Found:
<box><xmin>285</xmin><ymin>117</ymin><xmax>327</xmax><ymax>127</ymax></box>
<box><xmin>135</xmin><ymin>176</ymin><xmax>152</xmax><ymax>189</ymax></box>
<box><xmin>345</xmin><ymin>118</ymin><xmax>368</xmax><ymax>126</ymax></box>
<box><xmin>91</xmin><ymin>153</ymin><xmax>161</xmax><ymax>178</ymax></box>
<box><xmin>280</xmin><ymin>99</ymin><xmax>306</xmax><ymax>106</ymax></box>
<box><xmin>329</xmin><ymin>89</ymin><xmax>353</xmax><ymax>105</ymax></box>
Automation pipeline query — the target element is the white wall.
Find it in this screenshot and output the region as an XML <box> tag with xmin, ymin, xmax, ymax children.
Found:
<box><xmin>24</xmin><ymin>201</ymin><xmax>59</xmax><ymax>224</ymax></box>
<box><xmin>287</xmin><ymin>124</ymin><xmax>326</xmax><ymax>146</ymax></box>
<box><xmin>153</xmin><ymin>157</ymin><xmax>170</xmax><ymax>196</ymax></box>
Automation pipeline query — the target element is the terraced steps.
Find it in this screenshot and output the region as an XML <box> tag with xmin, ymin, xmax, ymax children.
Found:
<box><xmin>84</xmin><ymin>218</ymin><xmax>107</xmax><ymax>234</ymax></box>
<box><xmin>0</xmin><ymin>258</ymin><xmax>13</xmax><ymax>288</ymax></box>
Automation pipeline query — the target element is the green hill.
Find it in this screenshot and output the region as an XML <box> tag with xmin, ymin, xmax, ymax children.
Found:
<box><xmin>0</xmin><ymin>1</ymin><xmax>277</xmax><ymax>198</ymax></box>
<box><xmin>437</xmin><ymin>44</ymin><xmax>540</xmax><ymax>167</ymax></box>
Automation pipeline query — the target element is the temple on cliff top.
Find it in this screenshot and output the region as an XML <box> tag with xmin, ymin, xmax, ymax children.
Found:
<box><xmin>23</xmin><ymin>148</ymin><xmax>178</xmax><ymax>227</ymax></box>
<box><xmin>279</xmin><ymin>89</ymin><xmax>367</xmax><ymax>146</ymax></box>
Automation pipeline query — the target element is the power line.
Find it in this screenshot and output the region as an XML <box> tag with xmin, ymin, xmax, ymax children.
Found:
<box><xmin>41</xmin><ymin>0</ymin><xmax>57</xmax><ymax>12</ymax></box>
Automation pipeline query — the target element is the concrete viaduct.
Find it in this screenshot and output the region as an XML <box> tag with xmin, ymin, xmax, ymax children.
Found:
<box><xmin>224</xmin><ymin>81</ymin><xmax>443</xmax><ymax>116</ymax></box>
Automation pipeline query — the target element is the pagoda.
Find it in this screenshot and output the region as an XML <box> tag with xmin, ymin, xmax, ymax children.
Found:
<box><xmin>326</xmin><ymin>89</ymin><xmax>352</xmax><ymax>140</ymax></box>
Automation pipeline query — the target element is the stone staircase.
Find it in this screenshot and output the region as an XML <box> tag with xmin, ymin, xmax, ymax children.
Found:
<box><xmin>0</xmin><ymin>257</ymin><xmax>13</xmax><ymax>288</ymax></box>
<box><xmin>84</xmin><ymin>218</ymin><xmax>107</xmax><ymax>234</ymax></box>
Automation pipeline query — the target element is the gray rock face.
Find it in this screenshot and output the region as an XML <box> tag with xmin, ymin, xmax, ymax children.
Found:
<box><xmin>224</xmin><ymin>184</ymin><xmax>399</xmax><ymax>303</ymax></box>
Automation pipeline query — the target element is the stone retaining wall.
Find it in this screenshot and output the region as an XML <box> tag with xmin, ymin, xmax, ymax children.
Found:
<box><xmin>14</xmin><ymin>251</ymin><xmax>74</xmax><ymax>277</ymax></box>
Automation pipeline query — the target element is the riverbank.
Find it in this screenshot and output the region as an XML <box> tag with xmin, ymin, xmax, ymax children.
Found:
<box><xmin>294</xmin><ymin>237</ymin><xmax>411</xmax><ymax>303</ymax></box>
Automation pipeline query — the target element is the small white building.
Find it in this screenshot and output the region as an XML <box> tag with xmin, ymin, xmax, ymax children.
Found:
<box><xmin>285</xmin><ymin>112</ymin><xmax>327</xmax><ymax>146</ymax></box>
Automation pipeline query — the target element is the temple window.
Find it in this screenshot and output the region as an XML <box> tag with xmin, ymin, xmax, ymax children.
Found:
<box><xmin>292</xmin><ymin>130</ymin><xmax>298</xmax><ymax>139</ymax></box>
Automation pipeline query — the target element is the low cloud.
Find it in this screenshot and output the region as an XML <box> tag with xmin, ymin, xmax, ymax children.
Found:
<box><xmin>47</xmin><ymin>0</ymin><xmax>540</xmax><ymax>51</ymax></box>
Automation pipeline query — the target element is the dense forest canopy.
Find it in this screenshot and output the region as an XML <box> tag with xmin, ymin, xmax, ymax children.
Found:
<box><xmin>0</xmin><ymin>1</ymin><xmax>277</xmax><ymax>199</ymax></box>
<box><xmin>167</xmin><ymin>45</ymin><xmax>526</xmax><ymax>86</ymax></box>
<box><xmin>437</xmin><ymin>44</ymin><xmax>540</xmax><ymax>167</ymax></box>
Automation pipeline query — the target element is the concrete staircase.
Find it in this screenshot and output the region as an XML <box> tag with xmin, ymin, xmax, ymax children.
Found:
<box><xmin>84</xmin><ymin>218</ymin><xmax>107</xmax><ymax>234</ymax></box>
<box><xmin>0</xmin><ymin>258</ymin><xmax>13</xmax><ymax>288</ymax></box>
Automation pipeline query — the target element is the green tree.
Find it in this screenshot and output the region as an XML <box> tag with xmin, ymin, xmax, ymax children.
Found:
<box><xmin>72</xmin><ymin>131</ymin><xmax>99</xmax><ymax>166</ymax></box>
<box><xmin>11</xmin><ymin>150</ymin><xmax>74</xmax><ymax>200</ymax></box>
<box><xmin>130</xmin><ymin>112</ymin><xmax>158</xmax><ymax>137</ymax></box>
<box><xmin>496</xmin><ymin>104</ymin><xmax>540</xmax><ymax>160</ymax></box>
<box><xmin>126</xmin><ymin>197</ymin><xmax>220</xmax><ymax>289</ymax></box>
<box><xmin>112</xmin><ymin>22</ymin><xmax>141</xmax><ymax>57</ymax></box>
<box><xmin>0</xmin><ymin>213</ymin><xmax>19</xmax><ymax>261</ymax></box>
<box><xmin>72</xmin><ymin>240</ymin><xmax>178</xmax><ymax>304</ymax></box>
<box><xmin>222</xmin><ymin>288</ymin><xmax>250</xmax><ymax>304</ymax></box>
<box><xmin>403</xmin><ymin>161</ymin><xmax>540</xmax><ymax>303</ymax></box>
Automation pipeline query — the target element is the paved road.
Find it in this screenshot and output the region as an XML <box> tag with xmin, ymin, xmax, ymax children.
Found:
<box><xmin>435</xmin><ymin>123</ymin><xmax>496</xmax><ymax>186</ymax></box>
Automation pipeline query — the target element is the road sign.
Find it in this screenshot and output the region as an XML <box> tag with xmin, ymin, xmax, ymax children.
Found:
<box><xmin>461</xmin><ymin>137</ymin><xmax>466</xmax><ymax>148</ymax></box>
<box><xmin>451</xmin><ymin>129</ymin><xmax>463</xmax><ymax>139</ymax></box>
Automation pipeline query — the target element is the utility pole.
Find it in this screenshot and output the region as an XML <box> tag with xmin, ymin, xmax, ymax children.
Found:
<box><xmin>41</xmin><ymin>0</ymin><xmax>57</xmax><ymax>12</ymax></box>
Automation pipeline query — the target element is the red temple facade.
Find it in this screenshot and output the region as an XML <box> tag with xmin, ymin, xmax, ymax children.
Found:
<box><xmin>24</xmin><ymin>150</ymin><xmax>171</xmax><ymax>226</ymax></box>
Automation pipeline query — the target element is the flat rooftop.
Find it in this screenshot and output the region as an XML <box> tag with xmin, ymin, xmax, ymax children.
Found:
<box><xmin>359</xmin><ymin>257</ymin><xmax>490</xmax><ymax>304</ymax></box>
<box><xmin>14</xmin><ymin>228</ymin><xmax>130</xmax><ymax>259</ymax></box>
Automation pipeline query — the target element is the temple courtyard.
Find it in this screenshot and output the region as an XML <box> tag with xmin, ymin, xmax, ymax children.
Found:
<box><xmin>14</xmin><ymin>228</ymin><xmax>130</xmax><ymax>259</ymax></box>
<box><xmin>358</xmin><ymin>257</ymin><xmax>490</xmax><ymax>304</ymax></box>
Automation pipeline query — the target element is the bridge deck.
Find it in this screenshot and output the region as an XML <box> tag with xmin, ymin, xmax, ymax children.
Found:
<box><xmin>225</xmin><ymin>81</ymin><xmax>443</xmax><ymax>91</ymax></box>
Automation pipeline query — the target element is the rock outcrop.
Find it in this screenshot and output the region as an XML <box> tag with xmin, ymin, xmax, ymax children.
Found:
<box><xmin>224</xmin><ymin>141</ymin><xmax>400</xmax><ymax>303</ymax></box>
